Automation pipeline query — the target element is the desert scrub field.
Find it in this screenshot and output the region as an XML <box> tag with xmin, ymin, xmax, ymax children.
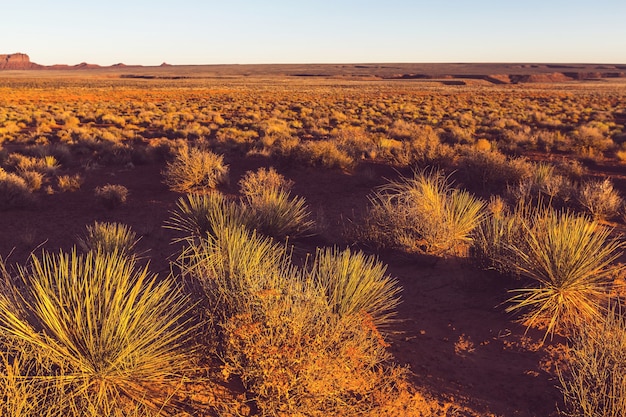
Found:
<box><xmin>0</xmin><ymin>74</ymin><xmax>625</xmax><ymax>416</ymax></box>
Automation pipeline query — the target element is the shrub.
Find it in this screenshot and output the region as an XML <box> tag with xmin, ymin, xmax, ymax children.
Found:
<box><xmin>310</xmin><ymin>247</ymin><xmax>401</xmax><ymax>328</ymax></box>
<box><xmin>18</xmin><ymin>170</ymin><xmax>44</xmax><ymax>192</ymax></box>
<box><xmin>57</xmin><ymin>174</ymin><xmax>83</xmax><ymax>192</ymax></box>
<box><xmin>77</xmin><ymin>221</ymin><xmax>140</xmax><ymax>256</ymax></box>
<box><xmin>239</xmin><ymin>167</ymin><xmax>314</xmax><ymax>239</ymax></box>
<box><xmin>558</xmin><ymin>305</ymin><xmax>626</xmax><ymax>417</ymax></box>
<box><xmin>507</xmin><ymin>162</ymin><xmax>572</xmax><ymax>207</ymax></box>
<box><xmin>94</xmin><ymin>184</ymin><xmax>129</xmax><ymax>209</ymax></box>
<box><xmin>578</xmin><ymin>178</ymin><xmax>622</xmax><ymax>220</ymax></box>
<box><xmin>459</xmin><ymin>149</ymin><xmax>532</xmax><ymax>193</ymax></box>
<box><xmin>0</xmin><ymin>168</ymin><xmax>33</xmax><ymax>210</ymax></box>
<box><xmin>505</xmin><ymin>209</ymin><xmax>624</xmax><ymax>338</ymax></box>
<box><xmin>0</xmin><ymin>250</ymin><xmax>194</xmax><ymax>415</ymax></box>
<box><xmin>366</xmin><ymin>170</ymin><xmax>485</xmax><ymax>255</ymax></box>
<box><xmin>295</xmin><ymin>140</ymin><xmax>354</xmax><ymax>170</ymax></box>
<box><xmin>163</xmin><ymin>147</ymin><xmax>229</xmax><ymax>193</ymax></box>
<box><xmin>178</xmin><ymin>223</ymin><xmax>403</xmax><ymax>415</ymax></box>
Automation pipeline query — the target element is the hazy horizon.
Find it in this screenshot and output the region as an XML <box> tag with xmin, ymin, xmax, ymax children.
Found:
<box><xmin>3</xmin><ymin>0</ymin><xmax>626</xmax><ymax>66</ymax></box>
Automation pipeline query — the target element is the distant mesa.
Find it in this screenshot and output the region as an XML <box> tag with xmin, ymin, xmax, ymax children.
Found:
<box><xmin>0</xmin><ymin>53</ymin><xmax>43</xmax><ymax>70</ymax></box>
<box><xmin>160</xmin><ymin>62</ymin><xmax>172</xmax><ymax>67</ymax></box>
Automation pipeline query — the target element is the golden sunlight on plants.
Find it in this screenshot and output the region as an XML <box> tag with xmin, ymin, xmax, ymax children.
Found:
<box><xmin>0</xmin><ymin>250</ymin><xmax>194</xmax><ymax>416</ymax></box>
<box><xmin>365</xmin><ymin>169</ymin><xmax>485</xmax><ymax>255</ymax></box>
<box><xmin>505</xmin><ymin>209</ymin><xmax>624</xmax><ymax>339</ymax></box>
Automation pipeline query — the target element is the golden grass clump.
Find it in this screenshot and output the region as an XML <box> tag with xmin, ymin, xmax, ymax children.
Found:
<box><xmin>94</xmin><ymin>183</ymin><xmax>129</xmax><ymax>209</ymax></box>
<box><xmin>0</xmin><ymin>250</ymin><xmax>194</xmax><ymax>416</ymax></box>
<box><xmin>366</xmin><ymin>169</ymin><xmax>485</xmax><ymax>255</ymax></box>
<box><xmin>311</xmin><ymin>246</ymin><xmax>401</xmax><ymax>329</ymax></box>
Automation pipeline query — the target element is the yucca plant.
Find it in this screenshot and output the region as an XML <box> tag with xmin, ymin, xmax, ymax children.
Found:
<box><xmin>165</xmin><ymin>192</ymin><xmax>250</xmax><ymax>242</ymax></box>
<box><xmin>178</xmin><ymin>221</ymin><xmax>294</xmax><ymax>319</ymax></box>
<box><xmin>163</xmin><ymin>147</ymin><xmax>229</xmax><ymax>193</ymax></box>
<box><xmin>367</xmin><ymin>169</ymin><xmax>485</xmax><ymax>255</ymax></box>
<box><xmin>506</xmin><ymin>208</ymin><xmax>624</xmax><ymax>338</ymax></box>
<box><xmin>239</xmin><ymin>167</ymin><xmax>314</xmax><ymax>239</ymax></box>
<box><xmin>310</xmin><ymin>247</ymin><xmax>401</xmax><ymax>329</ymax></box>
<box><xmin>0</xmin><ymin>250</ymin><xmax>194</xmax><ymax>415</ymax></box>
<box><xmin>77</xmin><ymin>221</ymin><xmax>140</xmax><ymax>256</ymax></box>
<box><xmin>558</xmin><ymin>304</ymin><xmax>626</xmax><ymax>417</ymax></box>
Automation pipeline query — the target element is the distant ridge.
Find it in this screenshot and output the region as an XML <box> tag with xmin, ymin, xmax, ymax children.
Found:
<box><xmin>1</xmin><ymin>53</ymin><xmax>626</xmax><ymax>84</ymax></box>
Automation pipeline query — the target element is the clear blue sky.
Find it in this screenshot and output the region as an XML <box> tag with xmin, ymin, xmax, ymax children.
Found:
<box><xmin>2</xmin><ymin>0</ymin><xmax>625</xmax><ymax>65</ymax></box>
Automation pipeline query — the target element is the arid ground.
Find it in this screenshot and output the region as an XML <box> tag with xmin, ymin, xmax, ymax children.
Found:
<box><xmin>1</xmin><ymin>66</ymin><xmax>625</xmax><ymax>416</ymax></box>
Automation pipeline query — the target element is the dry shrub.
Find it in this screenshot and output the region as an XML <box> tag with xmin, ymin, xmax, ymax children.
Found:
<box><xmin>94</xmin><ymin>184</ymin><xmax>129</xmax><ymax>209</ymax></box>
<box><xmin>0</xmin><ymin>167</ymin><xmax>33</xmax><ymax>210</ymax></box>
<box><xmin>163</xmin><ymin>147</ymin><xmax>229</xmax><ymax>192</ymax></box>
<box><xmin>365</xmin><ymin>170</ymin><xmax>485</xmax><ymax>255</ymax></box>
<box><xmin>388</xmin><ymin>125</ymin><xmax>454</xmax><ymax>168</ymax></box>
<box><xmin>459</xmin><ymin>148</ymin><xmax>532</xmax><ymax>193</ymax></box>
<box><xmin>331</xmin><ymin>126</ymin><xmax>378</xmax><ymax>160</ymax></box>
<box><xmin>295</xmin><ymin>140</ymin><xmax>354</xmax><ymax>170</ymax></box>
<box><xmin>577</xmin><ymin>178</ymin><xmax>622</xmax><ymax>220</ymax></box>
<box><xmin>18</xmin><ymin>170</ymin><xmax>44</xmax><ymax>192</ymax></box>
<box><xmin>57</xmin><ymin>174</ymin><xmax>83</xmax><ymax>192</ymax></box>
<box><xmin>507</xmin><ymin>162</ymin><xmax>573</xmax><ymax>207</ymax></box>
<box><xmin>559</xmin><ymin>305</ymin><xmax>626</xmax><ymax>417</ymax></box>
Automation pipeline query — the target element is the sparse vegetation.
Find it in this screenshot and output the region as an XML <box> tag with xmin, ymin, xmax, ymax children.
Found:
<box><xmin>1</xmin><ymin>71</ymin><xmax>626</xmax><ymax>416</ymax></box>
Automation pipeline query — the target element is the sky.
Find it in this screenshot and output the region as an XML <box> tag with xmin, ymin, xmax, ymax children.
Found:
<box><xmin>2</xmin><ymin>0</ymin><xmax>626</xmax><ymax>66</ymax></box>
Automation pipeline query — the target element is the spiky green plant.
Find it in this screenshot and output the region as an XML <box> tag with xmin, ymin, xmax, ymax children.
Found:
<box><xmin>367</xmin><ymin>169</ymin><xmax>485</xmax><ymax>255</ymax></box>
<box><xmin>163</xmin><ymin>147</ymin><xmax>229</xmax><ymax>193</ymax></box>
<box><xmin>558</xmin><ymin>304</ymin><xmax>626</xmax><ymax>417</ymax></box>
<box><xmin>310</xmin><ymin>247</ymin><xmax>401</xmax><ymax>329</ymax></box>
<box><xmin>77</xmin><ymin>221</ymin><xmax>140</xmax><ymax>256</ymax></box>
<box><xmin>165</xmin><ymin>192</ymin><xmax>250</xmax><ymax>242</ymax></box>
<box><xmin>239</xmin><ymin>167</ymin><xmax>314</xmax><ymax>239</ymax></box>
<box><xmin>0</xmin><ymin>249</ymin><xmax>194</xmax><ymax>414</ymax></box>
<box><xmin>506</xmin><ymin>209</ymin><xmax>624</xmax><ymax>338</ymax></box>
<box><xmin>178</xmin><ymin>221</ymin><xmax>294</xmax><ymax>319</ymax></box>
